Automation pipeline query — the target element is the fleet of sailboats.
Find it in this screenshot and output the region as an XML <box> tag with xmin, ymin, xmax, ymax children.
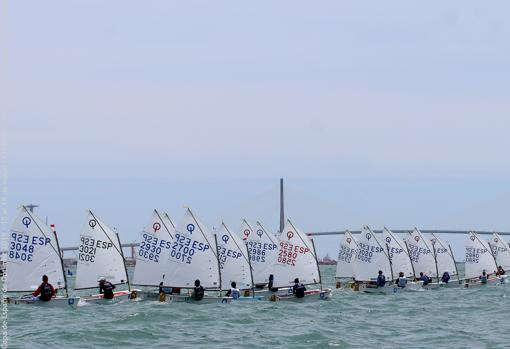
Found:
<box><xmin>5</xmin><ymin>203</ymin><xmax>510</xmax><ymax>308</ymax></box>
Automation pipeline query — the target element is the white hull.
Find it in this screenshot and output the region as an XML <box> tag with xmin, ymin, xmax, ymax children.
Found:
<box><xmin>268</xmin><ymin>288</ymin><xmax>331</xmax><ymax>301</ymax></box>
<box><xmin>5</xmin><ymin>296</ymin><xmax>80</xmax><ymax>308</ymax></box>
<box><xmin>360</xmin><ymin>282</ymin><xmax>423</xmax><ymax>294</ymax></box>
<box><xmin>254</xmin><ymin>287</ymin><xmax>293</xmax><ymax>299</ymax></box>
<box><xmin>422</xmin><ymin>280</ymin><xmax>464</xmax><ymax>290</ymax></box>
<box><xmin>463</xmin><ymin>276</ymin><xmax>508</xmax><ymax>288</ymax></box>
<box><xmin>80</xmin><ymin>290</ymin><xmax>140</xmax><ymax>304</ymax></box>
<box><xmin>163</xmin><ymin>294</ymin><xmax>232</xmax><ymax>304</ymax></box>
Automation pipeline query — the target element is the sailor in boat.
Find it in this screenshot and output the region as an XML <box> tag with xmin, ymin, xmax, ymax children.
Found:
<box><xmin>441</xmin><ymin>272</ymin><xmax>450</xmax><ymax>284</ymax></box>
<box><xmin>225</xmin><ymin>282</ymin><xmax>241</xmax><ymax>299</ymax></box>
<box><xmin>191</xmin><ymin>279</ymin><xmax>205</xmax><ymax>301</ymax></box>
<box><xmin>98</xmin><ymin>277</ymin><xmax>116</xmax><ymax>299</ymax></box>
<box><xmin>395</xmin><ymin>272</ymin><xmax>407</xmax><ymax>288</ymax></box>
<box><xmin>497</xmin><ymin>266</ymin><xmax>506</xmax><ymax>275</ymax></box>
<box><xmin>479</xmin><ymin>270</ymin><xmax>488</xmax><ymax>284</ymax></box>
<box><xmin>419</xmin><ymin>272</ymin><xmax>431</xmax><ymax>286</ymax></box>
<box><xmin>375</xmin><ymin>270</ymin><xmax>386</xmax><ymax>288</ymax></box>
<box><xmin>292</xmin><ymin>278</ymin><xmax>306</xmax><ymax>298</ymax></box>
<box><xmin>267</xmin><ymin>274</ymin><xmax>279</xmax><ymax>293</ymax></box>
<box><xmin>32</xmin><ymin>275</ymin><xmax>56</xmax><ymax>302</ymax></box>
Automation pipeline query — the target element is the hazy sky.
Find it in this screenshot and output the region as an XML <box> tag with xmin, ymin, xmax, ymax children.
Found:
<box><xmin>2</xmin><ymin>1</ymin><xmax>510</xmax><ymax>259</ymax></box>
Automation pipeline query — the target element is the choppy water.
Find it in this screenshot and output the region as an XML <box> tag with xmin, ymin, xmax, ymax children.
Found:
<box><xmin>4</xmin><ymin>265</ymin><xmax>510</xmax><ymax>349</ymax></box>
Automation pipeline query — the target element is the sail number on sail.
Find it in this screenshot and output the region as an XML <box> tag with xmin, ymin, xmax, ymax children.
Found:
<box><xmin>338</xmin><ymin>245</ymin><xmax>355</xmax><ymax>264</ymax></box>
<box><xmin>407</xmin><ymin>245</ymin><xmax>430</xmax><ymax>263</ymax></box>
<box><xmin>78</xmin><ymin>236</ymin><xmax>113</xmax><ymax>262</ymax></box>
<box><xmin>466</xmin><ymin>247</ymin><xmax>486</xmax><ymax>263</ymax></box>
<box><xmin>168</xmin><ymin>233</ymin><xmax>209</xmax><ymax>264</ymax></box>
<box><xmin>277</xmin><ymin>241</ymin><xmax>309</xmax><ymax>266</ymax></box>
<box><xmin>139</xmin><ymin>233</ymin><xmax>172</xmax><ymax>262</ymax></box>
<box><xmin>9</xmin><ymin>232</ymin><xmax>51</xmax><ymax>261</ymax></box>
<box><xmin>356</xmin><ymin>242</ymin><xmax>383</xmax><ymax>263</ymax></box>
<box><xmin>217</xmin><ymin>245</ymin><xmax>243</xmax><ymax>269</ymax></box>
<box><xmin>247</xmin><ymin>241</ymin><xmax>277</xmax><ymax>263</ymax></box>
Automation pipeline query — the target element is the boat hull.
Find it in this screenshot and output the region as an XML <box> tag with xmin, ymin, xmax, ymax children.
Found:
<box><xmin>163</xmin><ymin>295</ymin><xmax>232</xmax><ymax>304</ymax></box>
<box><xmin>80</xmin><ymin>290</ymin><xmax>140</xmax><ymax>304</ymax></box>
<box><xmin>5</xmin><ymin>296</ymin><xmax>80</xmax><ymax>308</ymax></box>
<box><xmin>360</xmin><ymin>282</ymin><xmax>423</xmax><ymax>294</ymax></box>
<box><xmin>268</xmin><ymin>288</ymin><xmax>331</xmax><ymax>301</ymax></box>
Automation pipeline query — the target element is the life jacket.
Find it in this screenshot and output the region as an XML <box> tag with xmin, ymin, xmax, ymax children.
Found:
<box><xmin>294</xmin><ymin>284</ymin><xmax>306</xmax><ymax>298</ymax></box>
<box><xmin>480</xmin><ymin>276</ymin><xmax>488</xmax><ymax>284</ymax></box>
<box><xmin>39</xmin><ymin>283</ymin><xmax>53</xmax><ymax>301</ymax></box>
<box><xmin>442</xmin><ymin>273</ymin><xmax>450</xmax><ymax>283</ymax></box>
<box><xmin>194</xmin><ymin>286</ymin><xmax>204</xmax><ymax>301</ymax></box>
<box><xmin>230</xmin><ymin>288</ymin><xmax>241</xmax><ymax>299</ymax></box>
<box><xmin>103</xmin><ymin>282</ymin><xmax>114</xmax><ymax>299</ymax></box>
<box><xmin>376</xmin><ymin>275</ymin><xmax>386</xmax><ymax>287</ymax></box>
<box><xmin>397</xmin><ymin>277</ymin><xmax>407</xmax><ymax>288</ymax></box>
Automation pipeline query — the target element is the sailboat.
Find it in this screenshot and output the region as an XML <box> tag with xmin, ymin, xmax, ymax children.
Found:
<box><xmin>241</xmin><ymin>220</ymin><xmax>279</xmax><ymax>288</ymax></box>
<box><xmin>75</xmin><ymin>211</ymin><xmax>136</xmax><ymax>304</ymax></box>
<box><xmin>354</xmin><ymin>227</ymin><xmax>414</xmax><ymax>294</ymax></box>
<box><xmin>489</xmin><ymin>233</ymin><xmax>510</xmax><ymax>283</ymax></box>
<box><xmin>264</xmin><ymin>219</ymin><xmax>331</xmax><ymax>301</ymax></box>
<box><xmin>382</xmin><ymin>227</ymin><xmax>422</xmax><ymax>291</ymax></box>
<box><xmin>132</xmin><ymin>210</ymin><xmax>175</xmax><ymax>299</ymax></box>
<box><xmin>406</xmin><ymin>228</ymin><xmax>437</xmax><ymax>282</ymax></box>
<box><xmin>335</xmin><ymin>231</ymin><xmax>358</xmax><ymax>288</ymax></box>
<box><xmin>159</xmin><ymin>208</ymin><xmax>230</xmax><ymax>304</ymax></box>
<box><xmin>464</xmin><ymin>232</ymin><xmax>500</xmax><ymax>287</ymax></box>
<box><xmin>427</xmin><ymin>233</ymin><xmax>462</xmax><ymax>288</ymax></box>
<box><xmin>215</xmin><ymin>222</ymin><xmax>261</xmax><ymax>300</ymax></box>
<box><xmin>5</xmin><ymin>206</ymin><xmax>80</xmax><ymax>307</ymax></box>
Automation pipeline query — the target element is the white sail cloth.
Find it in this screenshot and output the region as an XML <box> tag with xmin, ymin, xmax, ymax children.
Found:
<box><xmin>132</xmin><ymin>210</ymin><xmax>175</xmax><ymax>286</ymax></box>
<box><xmin>465</xmin><ymin>232</ymin><xmax>497</xmax><ymax>279</ymax></box>
<box><xmin>269</xmin><ymin>219</ymin><xmax>320</xmax><ymax>288</ymax></box>
<box><xmin>490</xmin><ymin>233</ymin><xmax>510</xmax><ymax>270</ymax></box>
<box><xmin>353</xmin><ymin>227</ymin><xmax>391</xmax><ymax>282</ymax></box>
<box><xmin>407</xmin><ymin>228</ymin><xmax>437</xmax><ymax>278</ymax></box>
<box><xmin>75</xmin><ymin>211</ymin><xmax>128</xmax><ymax>289</ymax></box>
<box><xmin>382</xmin><ymin>228</ymin><xmax>414</xmax><ymax>278</ymax></box>
<box><xmin>7</xmin><ymin>206</ymin><xmax>66</xmax><ymax>292</ymax></box>
<box><xmin>335</xmin><ymin>231</ymin><xmax>357</xmax><ymax>278</ymax></box>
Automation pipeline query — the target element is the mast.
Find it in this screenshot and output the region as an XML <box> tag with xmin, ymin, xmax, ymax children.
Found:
<box><xmin>245</xmin><ymin>242</ymin><xmax>256</xmax><ymax>298</ymax></box>
<box><xmin>53</xmin><ymin>227</ymin><xmax>69</xmax><ymax>297</ymax></box>
<box><xmin>116</xmin><ymin>232</ymin><xmax>131</xmax><ymax>291</ymax></box>
<box><xmin>404</xmin><ymin>239</ymin><xmax>417</xmax><ymax>281</ymax></box>
<box><xmin>279</xmin><ymin>178</ymin><xmax>285</xmax><ymax>234</ymax></box>
<box><xmin>213</xmin><ymin>234</ymin><xmax>223</xmax><ymax>295</ymax></box>
<box><xmin>448</xmin><ymin>244</ymin><xmax>461</xmax><ymax>283</ymax></box>
<box><xmin>431</xmin><ymin>242</ymin><xmax>440</xmax><ymax>284</ymax></box>
<box><xmin>310</xmin><ymin>238</ymin><xmax>323</xmax><ymax>290</ymax></box>
<box><xmin>385</xmin><ymin>244</ymin><xmax>394</xmax><ymax>282</ymax></box>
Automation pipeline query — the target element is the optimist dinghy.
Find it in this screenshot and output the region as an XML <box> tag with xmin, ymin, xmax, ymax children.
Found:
<box><xmin>489</xmin><ymin>233</ymin><xmax>510</xmax><ymax>284</ymax></box>
<box><xmin>75</xmin><ymin>211</ymin><xmax>138</xmax><ymax>304</ymax></box>
<box><xmin>4</xmin><ymin>206</ymin><xmax>80</xmax><ymax>307</ymax></box>
<box><xmin>264</xmin><ymin>219</ymin><xmax>331</xmax><ymax>301</ymax></box>
<box><xmin>464</xmin><ymin>232</ymin><xmax>503</xmax><ymax>288</ymax></box>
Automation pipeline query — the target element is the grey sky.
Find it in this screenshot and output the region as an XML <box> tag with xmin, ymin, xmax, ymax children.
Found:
<box><xmin>2</xmin><ymin>1</ymin><xmax>510</xmax><ymax>259</ymax></box>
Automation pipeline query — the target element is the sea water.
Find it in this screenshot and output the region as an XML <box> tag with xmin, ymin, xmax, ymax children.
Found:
<box><xmin>4</xmin><ymin>265</ymin><xmax>510</xmax><ymax>349</ymax></box>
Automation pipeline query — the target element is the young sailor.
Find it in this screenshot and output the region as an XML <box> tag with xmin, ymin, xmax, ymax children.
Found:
<box><xmin>192</xmin><ymin>279</ymin><xmax>205</xmax><ymax>301</ymax></box>
<box><xmin>292</xmin><ymin>278</ymin><xmax>306</xmax><ymax>298</ymax></box>
<box><xmin>395</xmin><ymin>272</ymin><xmax>407</xmax><ymax>288</ymax></box>
<box><xmin>225</xmin><ymin>282</ymin><xmax>241</xmax><ymax>299</ymax></box>
<box><xmin>498</xmin><ymin>266</ymin><xmax>506</xmax><ymax>276</ymax></box>
<box><xmin>441</xmin><ymin>271</ymin><xmax>450</xmax><ymax>284</ymax></box>
<box><xmin>480</xmin><ymin>270</ymin><xmax>488</xmax><ymax>284</ymax></box>
<box><xmin>419</xmin><ymin>272</ymin><xmax>431</xmax><ymax>286</ymax></box>
<box><xmin>32</xmin><ymin>275</ymin><xmax>56</xmax><ymax>302</ymax></box>
<box><xmin>376</xmin><ymin>270</ymin><xmax>386</xmax><ymax>288</ymax></box>
<box><xmin>98</xmin><ymin>277</ymin><xmax>116</xmax><ymax>299</ymax></box>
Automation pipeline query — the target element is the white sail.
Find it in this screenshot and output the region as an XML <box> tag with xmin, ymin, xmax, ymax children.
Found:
<box><xmin>75</xmin><ymin>211</ymin><xmax>128</xmax><ymax>289</ymax></box>
<box><xmin>241</xmin><ymin>220</ymin><xmax>278</xmax><ymax>285</ymax></box>
<box><xmin>353</xmin><ymin>227</ymin><xmax>391</xmax><ymax>282</ymax></box>
<box><xmin>335</xmin><ymin>231</ymin><xmax>358</xmax><ymax>278</ymax></box>
<box><xmin>162</xmin><ymin>208</ymin><xmax>220</xmax><ymax>288</ymax></box>
<box><xmin>490</xmin><ymin>233</ymin><xmax>510</xmax><ymax>270</ymax></box>
<box><xmin>270</xmin><ymin>219</ymin><xmax>320</xmax><ymax>288</ymax></box>
<box><xmin>406</xmin><ymin>228</ymin><xmax>437</xmax><ymax>278</ymax></box>
<box><xmin>132</xmin><ymin>210</ymin><xmax>175</xmax><ymax>286</ymax></box>
<box><xmin>382</xmin><ymin>228</ymin><xmax>413</xmax><ymax>278</ymax></box>
<box><xmin>465</xmin><ymin>232</ymin><xmax>497</xmax><ymax>280</ymax></box>
<box><xmin>215</xmin><ymin>222</ymin><xmax>252</xmax><ymax>290</ymax></box>
<box><xmin>7</xmin><ymin>206</ymin><xmax>66</xmax><ymax>292</ymax></box>
<box><xmin>431</xmin><ymin>234</ymin><xmax>457</xmax><ymax>276</ymax></box>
